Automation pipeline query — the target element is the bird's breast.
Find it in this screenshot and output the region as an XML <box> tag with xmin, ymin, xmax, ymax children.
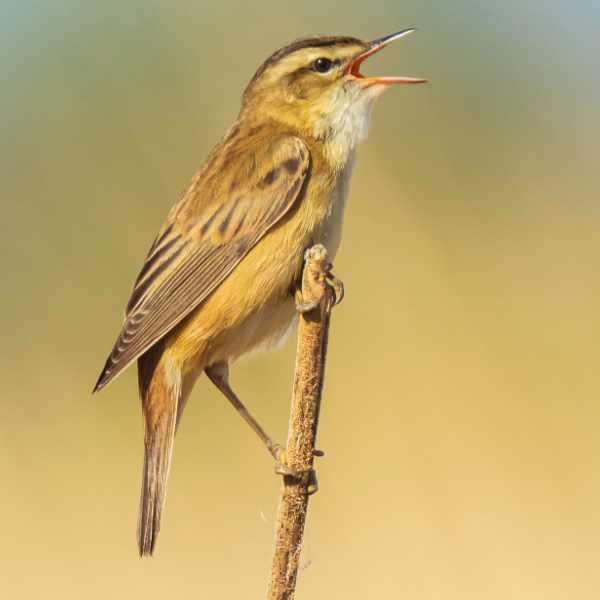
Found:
<box><xmin>309</xmin><ymin>150</ymin><xmax>355</xmax><ymax>261</ymax></box>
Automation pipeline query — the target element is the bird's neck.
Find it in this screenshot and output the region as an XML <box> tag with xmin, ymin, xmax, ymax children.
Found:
<box><xmin>310</xmin><ymin>89</ymin><xmax>378</xmax><ymax>171</ymax></box>
<box><xmin>239</xmin><ymin>90</ymin><xmax>376</xmax><ymax>172</ymax></box>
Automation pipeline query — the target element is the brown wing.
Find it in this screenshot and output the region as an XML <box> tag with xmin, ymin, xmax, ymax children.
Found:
<box><xmin>94</xmin><ymin>135</ymin><xmax>310</xmax><ymax>391</ymax></box>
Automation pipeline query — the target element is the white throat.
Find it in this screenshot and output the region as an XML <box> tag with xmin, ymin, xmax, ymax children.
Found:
<box><xmin>313</xmin><ymin>84</ymin><xmax>382</xmax><ymax>169</ymax></box>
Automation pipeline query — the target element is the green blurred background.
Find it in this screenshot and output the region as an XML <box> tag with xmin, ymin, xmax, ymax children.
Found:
<box><xmin>2</xmin><ymin>1</ymin><xmax>599</xmax><ymax>598</ymax></box>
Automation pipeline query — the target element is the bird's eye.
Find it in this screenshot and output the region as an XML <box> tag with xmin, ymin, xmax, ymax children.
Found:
<box><xmin>313</xmin><ymin>57</ymin><xmax>333</xmax><ymax>73</ymax></box>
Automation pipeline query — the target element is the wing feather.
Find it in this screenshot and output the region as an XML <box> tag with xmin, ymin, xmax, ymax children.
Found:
<box><xmin>94</xmin><ymin>135</ymin><xmax>310</xmax><ymax>391</ymax></box>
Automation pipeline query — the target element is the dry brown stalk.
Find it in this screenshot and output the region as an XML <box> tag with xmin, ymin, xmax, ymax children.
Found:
<box><xmin>267</xmin><ymin>244</ymin><xmax>339</xmax><ymax>600</ymax></box>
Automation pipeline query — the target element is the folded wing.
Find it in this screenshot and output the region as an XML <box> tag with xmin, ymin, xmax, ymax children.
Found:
<box><xmin>94</xmin><ymin>135</ymin><xmax>310</xmax><ymax>392</ymax></box>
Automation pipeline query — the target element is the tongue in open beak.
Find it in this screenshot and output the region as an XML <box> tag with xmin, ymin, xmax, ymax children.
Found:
<box><xmin>347</xmin><ymin>29</ymin><xmax>427</xmax><ymax>86</ymax></box>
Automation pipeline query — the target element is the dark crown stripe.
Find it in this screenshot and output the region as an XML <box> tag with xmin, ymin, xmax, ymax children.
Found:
<box><xmin>245</xmin><ymin>35</ymin><xmax>363</xmax><ymax>95</ymax></box>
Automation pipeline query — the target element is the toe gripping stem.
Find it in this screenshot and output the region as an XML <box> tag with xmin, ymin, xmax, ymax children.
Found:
<box><xmin>272</xmin><ymin>445</ymin><xmax>323</xmax><ymax>495</ymax></box>
<box><xmin>295</xmin><ymin>247</ymin><xmax>344</xmax><ymax>314</ymax></box>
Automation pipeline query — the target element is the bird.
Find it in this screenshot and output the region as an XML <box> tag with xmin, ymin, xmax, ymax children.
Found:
<box><xmin>94</xmin><ymin>29</ymin><xmax>425</xmax><ymax>556</ymax></box>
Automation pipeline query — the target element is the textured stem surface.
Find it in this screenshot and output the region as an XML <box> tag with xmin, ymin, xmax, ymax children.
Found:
<box><xmin>267</xmin><ymin>245</ymin><xmax>336</xmax><ymax>600</ymax></box>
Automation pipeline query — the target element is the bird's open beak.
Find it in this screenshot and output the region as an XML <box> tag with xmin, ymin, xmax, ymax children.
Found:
<box><xmin>346</xmin><ymin>29</ymin><xmax>427</xmax><ymax>87</ymax></box>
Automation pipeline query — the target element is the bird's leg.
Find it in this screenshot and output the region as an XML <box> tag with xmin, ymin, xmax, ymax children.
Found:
<box><xmin>205</xmin><ymin>363</ymin><xmax>322</xmax><ymax>481</ymax></box>
<box><xmin>205</xmin><ymin>362</ymin><xmax>283</xmax><ymax>461</ymax></box>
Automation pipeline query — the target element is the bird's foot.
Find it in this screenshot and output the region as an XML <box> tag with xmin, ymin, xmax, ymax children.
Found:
<box><xmin>295</xmin><ymin>289</ymin><xmax>320</xmax><ymax>314</ymax></box>
<box><xmin>270</xmin><ymin>443</ymin><xmax>323</xmax><ymax>495</ymax></box>
<box><xmin>295</xmin><ymin>245</ymin><xmax>344</xmax><ymax>313</ymax></box>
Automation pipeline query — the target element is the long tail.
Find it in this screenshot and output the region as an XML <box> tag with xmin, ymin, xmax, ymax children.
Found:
<box><xmin>136</xmin><ymin>346</ymin><xmax>182</xmax><ymax>556</ymax></box>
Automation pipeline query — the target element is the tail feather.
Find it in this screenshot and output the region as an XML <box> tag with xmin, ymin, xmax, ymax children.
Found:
<box><xmin>136</xmin><ymin>349</ymin><xmax>181</xmax><ymax>557</ymax></box>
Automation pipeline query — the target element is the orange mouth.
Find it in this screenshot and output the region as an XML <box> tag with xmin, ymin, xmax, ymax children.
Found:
<box><xmin>346</xmin><ymin>29</ymin><xmax>427</xmax><ymax>86</ymax></box>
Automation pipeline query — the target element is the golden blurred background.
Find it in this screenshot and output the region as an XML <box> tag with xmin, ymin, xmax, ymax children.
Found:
<box><xmin>2</xmin><ymin>1</ymin><xmax>599</xmax><ymax>598</ymax></box>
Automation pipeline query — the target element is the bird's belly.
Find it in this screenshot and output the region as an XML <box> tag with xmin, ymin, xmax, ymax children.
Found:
<box><xmin>168</xmin><ymin>220</ymin><xmax>303</xmax><ymax>371</ymax></box>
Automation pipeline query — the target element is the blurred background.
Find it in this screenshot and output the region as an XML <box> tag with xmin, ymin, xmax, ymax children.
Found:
<box><xmin>2</xmin><ymin>1</ymin><xmax>599</xmax><ymax>598</ymax></box>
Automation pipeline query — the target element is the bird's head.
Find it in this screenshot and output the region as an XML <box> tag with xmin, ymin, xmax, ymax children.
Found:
<box><xmin>242</xmin><ymin>30</ymin><xmax>426</xmax><ymax>164</ymax></box>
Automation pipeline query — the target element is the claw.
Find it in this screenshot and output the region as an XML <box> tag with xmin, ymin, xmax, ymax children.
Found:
<box><xmin>274</xmin><ymin>463</ymin><xmax>319</xmax><ymax>495</ymax></box>
<box><xmin>271</xmin><ymin>443</ymin><xmax>300</xmax><ymax>478</ymax></box>
<box><xmin>272</xmin><ymin>444</ymin><xmax>323</xmax><ymax>494</ymax></box>
<box><xmin>318</xmin><ymin>261</ymin><xmax>344</xmax><ymax>306</ymax></box>
<box><xmin>325</xmin><ymin>272</ymin><xmax>344</xmax><ymax>306</ymax></box>
<box><xmin>295</xmin><ymin>289</ymin><xmax>320</xmax><ymax>314</ymax></box>
<box><xmin>274</xmin><ymin>461</ymin><xmax>299</xmax><ymax>477</ymax></box>
<box><xmin>297</xmin><ymin>301</ymin><xmax>319</xmax><ymax>313</ymax></box>
<box><xmin>295</xmin><ymin>271</ymin><xmax>343</xmax><ymax>313</ymax></box>
<box><xmin>272</xmin><ymin>444</ymin><xmax>300</xmax><ymax>477</ymax></box>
